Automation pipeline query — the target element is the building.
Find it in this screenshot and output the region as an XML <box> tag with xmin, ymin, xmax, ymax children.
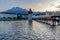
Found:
<box><xmin>17</xmin><ymin>14</ymin><xmax>28</xmax><ymax>19</ymax></box>
<box><xmin>32</xmin><ymin>11</ymin><xmax>50</xmax><ymax>18</ymax></box>
<box><xmin>0</xmin><ymin>12</ymin><xmax>17</xmax><ymax>20</ymax></box>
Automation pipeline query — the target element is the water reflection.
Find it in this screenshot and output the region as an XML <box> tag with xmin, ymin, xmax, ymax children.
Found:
<box><xmin>28</xmin><ymin>20</ymin><xmax>33</xmax><ymax>38</ymax></box>
<box><xmin>0</xmin><ymin>20</ymin><xmax>58</xmax><ymax>40</ymax></box>
<box><xmin>28</xmin><ymin>20</ymin><xmax>32</xmax><ymax>25</ymax></box>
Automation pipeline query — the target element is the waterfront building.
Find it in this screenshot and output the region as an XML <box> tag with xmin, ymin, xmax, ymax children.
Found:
<box><xmin>32</xmin><ymin>12</ymin><xmax>40</xmax><ymax>18</ymax></box>
<box><xmin>0</xmin><ymin>12</ymin><xmax>17</xmax><ymax>20</ymax></box>
<box><xmin>32</xmin><ymin>11</ymin><xmax>50</xmax><ymax>18</ymax></box>
<box><xmin>17</xmin><ymin>14</ymin><xmax>28</xmax><ymax>19</ymax></box>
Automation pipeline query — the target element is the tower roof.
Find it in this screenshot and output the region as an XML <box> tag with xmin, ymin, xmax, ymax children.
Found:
<box><xmin>28</xmin><ymin>8</ymin><xmax>33</xmax><ymax>14</ymax></box>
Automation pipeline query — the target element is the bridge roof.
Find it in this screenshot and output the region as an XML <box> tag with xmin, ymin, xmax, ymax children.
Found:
<box><xmin>51</xmin><ymin>13</ymin><xmax>60</xmax><ymax>16</ymax></box>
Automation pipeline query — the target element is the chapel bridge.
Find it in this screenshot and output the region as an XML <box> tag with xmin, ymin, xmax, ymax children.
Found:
<box><xmin>33</xmin><ymin>15</ymin><xmax>60</xmax><ymax>26</ymax></box>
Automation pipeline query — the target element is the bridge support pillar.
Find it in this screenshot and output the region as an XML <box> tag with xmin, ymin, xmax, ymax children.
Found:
<box><xmin>53</xmin><ymin>21</ymin><xmax>56</xmax><ymax>26</ymax></box>
<box><xmin>57</xmin><ymin>21</ymin><xmax>59</xmax><ymax>25</ymax></box>
<box><xmin>53</xmin><ymin>21</ymin><xmax>59</xmax><ymax>26</ymax></box>
<box><xmin>51</xmin><ymin>16</ymin><xmax>60</xmax><ymax>26</ymax></box>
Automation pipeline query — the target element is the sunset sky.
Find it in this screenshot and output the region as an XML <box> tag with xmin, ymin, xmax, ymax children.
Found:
<box><xmin>0</xmin><ymin>0</ymin><xmax>60</xmax><ymax>12</ymax></box>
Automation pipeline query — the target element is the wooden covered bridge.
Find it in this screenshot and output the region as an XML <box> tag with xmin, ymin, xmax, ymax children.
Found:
<box><xmin>33</xmin><ymin>13</ymin><xmax>60</xmax><ymax>26</ymax></box>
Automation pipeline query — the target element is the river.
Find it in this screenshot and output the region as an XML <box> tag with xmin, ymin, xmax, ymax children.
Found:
<box><xmin>0</xmin><ymin>20</ymin><xmax>59</xmax><ymax>40</ymax></box>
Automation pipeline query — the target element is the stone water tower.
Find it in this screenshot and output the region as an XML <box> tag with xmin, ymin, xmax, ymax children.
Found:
<box><xmin>28</xmin><ymin>8</ymin><xmax>33</xmax><ymax>21</ymax></box>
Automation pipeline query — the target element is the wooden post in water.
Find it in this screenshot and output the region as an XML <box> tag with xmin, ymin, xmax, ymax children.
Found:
<box><xmin>53</xmin><ymin>21</ymin><xmax>56</xmax><ymax>26</ymax></box>
<box><xmin>51</xmin><ymin>16</ymin><xmax>59</xmax><ymax>26</ymax></box>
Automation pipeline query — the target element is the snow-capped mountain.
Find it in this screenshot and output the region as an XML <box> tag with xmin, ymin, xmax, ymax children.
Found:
<box><xmin>4</xmin><ymin>7</ymin><xmax>43</xmax><ymax>15</ymax></box>
<box><xmin>5</xmin><ymin>7</ymin><xmax>28</xmax><ymax>14</ymax></box>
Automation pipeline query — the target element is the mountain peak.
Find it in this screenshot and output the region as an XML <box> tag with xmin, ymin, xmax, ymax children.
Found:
<box><xmin>12</xmin><ymin>7</ymin><xmax>22</xmax><ymax>10</ymax></box>
<box><xmin>5</xmin><ymin>7</ymin><xmax>28</xmax><ymax>14</ymax></box>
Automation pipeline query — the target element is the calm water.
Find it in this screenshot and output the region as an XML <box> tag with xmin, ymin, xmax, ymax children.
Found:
<box><xmin>0</xmin><ymin>20</ymin><xmax>59</xmax><ymax>40</ymax></box>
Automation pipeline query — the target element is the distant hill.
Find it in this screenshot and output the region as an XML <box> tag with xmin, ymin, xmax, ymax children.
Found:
<box><xmin>5</xmin><ymin>7</ymin><xmax>28</xmax><ymax>14</ymax></box>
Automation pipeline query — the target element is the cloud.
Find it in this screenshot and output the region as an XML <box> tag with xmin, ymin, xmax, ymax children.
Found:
<box><xmin>51</xmin><ymin>4</ymin><xmax>55</xmax><ymax>6</ymax></box>
<box><xmin>56</xmin><ymin>5</ymin><xmax>60</xmax><ymax>8</ymax></box>
<box><xmin>37</xmin><ymin>3</ymin><xmax>43</xmax><ymax>6</ymax></box>
<box><xmin>58</xmin><ymin>2</ymin><xmax>60</xmax><ymax>3</ymax></box>
<box><xmin>55</xmin><ymin>2</ymin><xmax>60</xmax><ymax>8</ymax></box>
<box><xmin>56</xmin><ymin>2</ymin><xmax>60</xmax><ymax>8</ymax></box>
